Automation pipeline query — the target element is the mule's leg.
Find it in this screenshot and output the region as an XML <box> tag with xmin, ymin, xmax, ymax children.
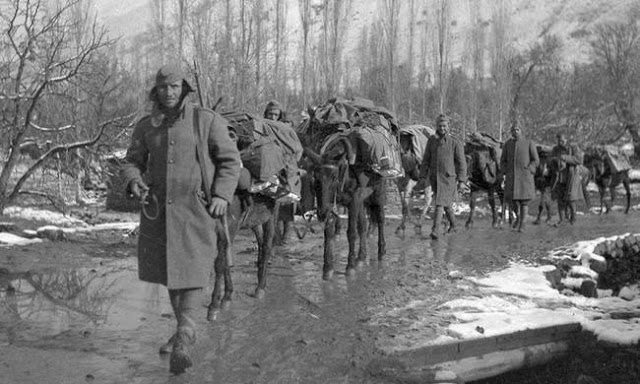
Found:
<box><xmin>624</xmin><ymin>177</ymin><xmax>631</xmax><ymax>214</ymax></box>
<box><xmin>544</xmin><ymin>190</ymin><xmax>553</xmax><ymax>223</ymax></box>
<box><xmin>396</xmin><ymin>188</ymin><xmax>408</xmax><ymax>235</ymax></box>
<box><xmin>416</xmin><ymin>186</ymin><xmax>432</xmax><ymax>234</ymax></box>
<box><xmin>534</xmin><ymin>190</ymin><xmax>544</xmax><ymax>225</ymax></box>
<box><xmin>465</xmin><ymin>190</ymin><xmax>476</xmax><ymax>229</ymax></box>
<box><xmin>322</xmin><ymin>212</ymin><xmax>339</xmax><ymax>281</ymax></box>
<box><xmin>347</xmin><ymin>198</ymin><xmax>364</xmax><ymax>275</ymax></box>
<box><xmin>605</xmin><ymin>183</ymin><xmax>614</xmax><ymax>214</ymax></box>
<box><xmin>609</xmin><ymin>183</ymin><xmax>617</xmax><ymax>213</ymax></box>
<box><xmin>598</xmin><ymin>185</ymin><xmax>605</xmax><ymax>214</ymax></box>
<box><xmin>356</xmin><ymin>204</ymin><xmax>368</xmax><ymax>269</ymax></box>
<box><xmin>371</xmin><ymin>204</ymin><xmax>386</xmax><ymax>261</ymax></box>
<box><xmin>208</xmin><ymin>221</ymin><xmax>233</xmax><ymax>318</ymax></box>
<box><xmin>488</xmin><ymin>189</ymin><xmax>498</xmax><ymax>228</ymax></box>
<box><xmin>208</xmin><ymin>248</ymin><xmax>225</xmax><ymax>316</ymax></box>
<box><xmin>255</xmin><ymin>218</ymin><xmax>275</xmax><ymax>299</ymax></box>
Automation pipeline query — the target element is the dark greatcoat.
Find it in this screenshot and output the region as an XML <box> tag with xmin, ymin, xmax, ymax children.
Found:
<box><xmin>121</xmin><ymin>100</ymin><xmax>241</xmax><ymax>289</ymax></box>
<box><xmin>500</xmin><ymin>136</ymin><xmax>539</xmax><ymax>202</ymax></box>
<box><xmin>550</xmin><ymin>143</ymin><xmax>584</xmax><ymax>202</ymax></box>
<box><xmin>420</xmin><ymin>135</ymin><xmax>467</xmax><ymax>206</ymax></box>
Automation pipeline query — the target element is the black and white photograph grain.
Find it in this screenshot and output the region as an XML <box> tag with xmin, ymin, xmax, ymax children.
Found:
<box><xmin>1</xmin><ymin>0</ymin><xmax>640</xmax><ymax>383</ymax></box>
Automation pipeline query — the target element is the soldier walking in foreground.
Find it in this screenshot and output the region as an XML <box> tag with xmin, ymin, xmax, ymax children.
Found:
<box><xmin>550</xmin><ymin>133</ymin><xmax>584</xmax><ymax>225</ymax></box>
<box><xmin>418</xmin><ymin>114</ymin><xmax>467</xmax><ymax>240</ymax></box>
<box><xmin>121</xmin><ymin>64</ymin><xmax>241</xmax><ymax>374</ymax></box>
<box><xmin>500</xmin><ymin>121</ymin><xmax>539</xmax><ymax>232</ymax></box>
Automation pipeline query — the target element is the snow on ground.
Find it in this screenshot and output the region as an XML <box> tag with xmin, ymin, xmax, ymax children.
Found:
<box><xmin>374</xmin><ymin>234</ymin><xmax>640</xmax><ymax>353</ymax></box>
<box><xmin>0</xmin><ymin>207</ymin><xmax>138</xmax><ymax>245</ymax></box>
<box><xmin>446</xmin><ymin>235</ymin><xmax>640</xmax><ymax>347</ymax></box>
<box><xmin>3</xmin><ymin>206</ymin><xmax>87</xmax><ymax>227</ymax></box>
<box><xmin>0</xmin><ymin>232</ymin><xmax>43</xmax><ymax>246</ymax></box>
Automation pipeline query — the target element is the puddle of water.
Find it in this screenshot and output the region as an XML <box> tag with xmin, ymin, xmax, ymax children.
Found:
<box><xmin>0</xmin><ymin>258</ymin><xmax>172</xmax><ymax>344</ymax></box>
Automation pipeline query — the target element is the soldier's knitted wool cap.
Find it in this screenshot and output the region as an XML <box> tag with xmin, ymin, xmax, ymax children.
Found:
<box><xmin>155</xmin><ymin>64</ymin><xmax>185</xmax><ymax>85</ymax></box>
<box><xmin>436</xmin><ymin>114</ymin><xmax>450</xmax><ymax>124</ymax></box>
<box><xmin>265</xmin><ymin>100</ymin><xmax>282</xmax><ymax>111</ymax></box>
<box><xmin>151</xmin><ymin>63</ymin><xmax>194</xmax><ymax>96</ymax></box>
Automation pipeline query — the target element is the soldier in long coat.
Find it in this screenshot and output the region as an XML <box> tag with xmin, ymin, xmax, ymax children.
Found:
<box><xmin>121</xmin><ymin>64</ymin><xmax>241</xmax><ymax>374</ymax></box>
<box><xmin>419</xmin><ymin>114</ymin><xmax>467</xmax><ymax>240</ymax></box>
<box><xmin>550</xmin><ymin>133</ymin><xmax>584</xmax><ymax>224</ymax></box>
<box><xmin>500</xmin><ymin>122</ymin><xmax>539</xmax><ymax>232</ymax></box>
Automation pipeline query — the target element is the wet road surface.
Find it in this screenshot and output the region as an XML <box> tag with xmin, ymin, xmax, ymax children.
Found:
<box><xmin>2</xmin><ymin>206</ymin><xmax>640</xmax><ymax>384</ymax></box>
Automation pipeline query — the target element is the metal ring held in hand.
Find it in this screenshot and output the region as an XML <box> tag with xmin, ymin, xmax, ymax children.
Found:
<box><xmin>141</xmin><ymin>193</ymin><xmax>159</xmax><ymax>220</ymax></box>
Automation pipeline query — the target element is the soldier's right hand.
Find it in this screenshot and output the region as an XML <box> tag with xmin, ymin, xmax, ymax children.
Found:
<box><xmin>129</xmin><ymin>180</ymin><xmax>149</xmax><ymax>202</ymax></box>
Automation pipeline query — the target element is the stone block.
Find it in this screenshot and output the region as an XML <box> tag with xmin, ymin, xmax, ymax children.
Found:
<box><xmin>36</xmin><ymin>226</ymin><xmax>65</xmax><ymax>241</ymax></box>
<box><xmin>580</xmin><ymin>280</ymin><xmax>598</xmax><ymax>298</ymax></box>
<box><xmin>618</xmin><ymin>285</ymin><xmax>640</xmax><ymax>301</ymax></box>
<box><xmin>589</xmin><ymin>257</ymin><xmax>607</xmax><ymax>273</ymax></box>
<box><xmin>0</xmin><ymin>222</ymin><xmax>17</xmax><ymax>232</ymax></box>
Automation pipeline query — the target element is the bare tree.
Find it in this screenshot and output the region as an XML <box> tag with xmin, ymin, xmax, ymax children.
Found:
<box><xmin>489</xmin><ymin>0</ymin><xmax>511</xmax><ymax>140</ymax></box>
<box><xmin>433</xmin><ymin>0</ymin><xmax>453</xmax><ymax>114</ymax></box>
<box><xmin>0</xmin><ymin>0</ymin><xmax>128</xmax><ymax>212</ymax></box>
<box><xmin>508</xmin><ymin>35</ymin><xmax>562</xmax><ymax>126</ymax></box>
<box><xmin>406</xmin><ymin>0</ymin><xmax>417</xmax><ymax>121</ymax></box>
<box><xmin>379</xmin><ymin>0</ymin><xmax>400</xmax><ymax>111</ymax></box>
<box><xmin>299</xmin><ymin>0</ymin><xmax>312</xmax><ymax>107</ymax></box>
<box><xmin>591</xmin><ymin>8</ymin><xmax>640</xmax><ymax>155</ymax></box>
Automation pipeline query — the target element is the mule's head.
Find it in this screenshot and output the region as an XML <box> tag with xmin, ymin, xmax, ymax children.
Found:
<box><xmin>308</xmin><ymin>137</ymin><xmax>354</xmax><ymax>221</ymax></box>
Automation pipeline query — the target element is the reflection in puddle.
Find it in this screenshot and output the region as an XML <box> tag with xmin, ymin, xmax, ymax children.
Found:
<box><xmin>0</xmin><ymin>259</ymin><xmax>171</xmax><ymax>343</ymax></box>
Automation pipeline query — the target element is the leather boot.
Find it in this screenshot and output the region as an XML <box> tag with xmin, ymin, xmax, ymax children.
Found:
<box><xmin>430</xmin><ymin>206</ymin><xmax>444</xmax><ymax>240</ymax></box>
<box><xmin>160</xmin><ymin>290</ymin><xmax>181</xmax><ymax>354</ymax></box>
<box><xmin>444</xmin><ymin>206</ymin><xmax>457</xmax><ymax>234</ymax></box>
<box><xmin>518</xmin><ymin>203</ymin><xmax>528</xmax><ymax>232</ymax></box>
<box><xmin>170</xmin><ymin>288</ymin><xmax>201</xmax><ymax>374</ymax></box>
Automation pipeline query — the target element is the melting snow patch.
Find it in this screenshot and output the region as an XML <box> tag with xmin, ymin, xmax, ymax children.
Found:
<box><xmin>0</xmin><ymin>232</ymin><xmax>43</xmax><ymax>246</ymax></box>
<box><xmin>374</xmin><ymin>239</ymin><xmax>640</xmax><ymax>353</ymax></box>
<box><xmin>3</xmin><ymin>206</ymin><xmax>86</xmax><ymax>227</ymax></box>
<box><xmin>442</xmin><ymin>260</ymin><xmax>640</xmax><ymax>346</ymax></box>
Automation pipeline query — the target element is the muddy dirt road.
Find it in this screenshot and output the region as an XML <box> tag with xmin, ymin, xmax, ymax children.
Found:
<box><xmin>1</xmin><ymin>204</ymin><xmax>640</xmax><ymax>384</ymax></box>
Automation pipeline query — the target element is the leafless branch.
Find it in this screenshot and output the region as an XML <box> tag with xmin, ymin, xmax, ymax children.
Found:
<box><xmin>29</xmin><ymin>122</ymin><xmax>76</xmax><ymax>132</ymax></box>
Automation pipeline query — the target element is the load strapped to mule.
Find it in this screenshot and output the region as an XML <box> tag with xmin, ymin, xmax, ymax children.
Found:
<box><xmin>587</xmin><ymin>144</ymin><xmax>632</xmax><ymax>173</ymax></box>
<box><xmin>298</xmin><ymin>96</ymin><xmax>404</xmax><ymax>179</ymax></box>
<box><xmin>399</xmin><ymin>125</ymin><xmax>435</xmax><ymax>159</ymax></box>
<box><xmin>465</xmin><ymin>132</ymin><xmax>502</xmax><ymax>185</ymax></box>
<box><xmin>223</xmin><ymin>111</ymin><xmax>303</xmax><ymax>202</ymax></box>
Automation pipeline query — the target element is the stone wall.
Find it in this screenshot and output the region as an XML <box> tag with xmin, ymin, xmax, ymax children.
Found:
<box><xmin>548</xmin><ymin>233</ymin><xmax>640</xmax><ymax>300</ymax></box>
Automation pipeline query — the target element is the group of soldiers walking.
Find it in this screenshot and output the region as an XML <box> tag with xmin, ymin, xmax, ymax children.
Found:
<box><xmin>119</xmin><ymin>62</ymin><xmax>590</xmax><ymax>374</ymax></box>
<box><xmin>416</xmin><ymin>114</ymin><xmax>586</xmax><ymax>239</ymax></box>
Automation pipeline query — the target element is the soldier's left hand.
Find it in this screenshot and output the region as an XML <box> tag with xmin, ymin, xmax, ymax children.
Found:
<box><xmin>208</xmin><ymin>197</ymin><xmax>228</xmax><ymax>218</ymax></box>
<box><xmin>457</xmin><ymin>181</ymin><xmax>469</xmax><ymax>194</ymax></box>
